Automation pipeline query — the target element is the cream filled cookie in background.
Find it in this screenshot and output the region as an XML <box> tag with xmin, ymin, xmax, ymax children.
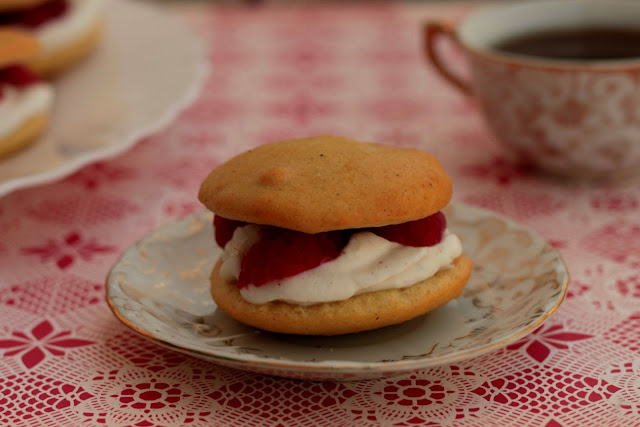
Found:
<box><xmin>199</xmin><ymin>136</ymin><xmax>473</xmax><ymax>336</ymax></box>
<box><xmin>0</xmin><ymin>28</ymin><xmax>54</xmax><ymax>158</ymax></box>
<box><xmin>0</xmin><ymin>0</ymin><xmax>104</xmax><ymax>76</ymax></box>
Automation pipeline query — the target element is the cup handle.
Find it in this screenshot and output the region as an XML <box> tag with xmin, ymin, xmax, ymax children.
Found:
<box><xmin>424</xmin><ymin>22</ymin><xmax>473</xmax><ymax>96</ymax></box>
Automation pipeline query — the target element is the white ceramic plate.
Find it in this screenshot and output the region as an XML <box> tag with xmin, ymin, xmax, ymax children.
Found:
<box><xmin>106</xmin><ymin>203</ymin><xmax>569</xmax><ymax>381</ymax></box>
<box><xmin>0</xmin><ymin>0</ymin><xmax>207</xmax><ymax>198</ymax></box>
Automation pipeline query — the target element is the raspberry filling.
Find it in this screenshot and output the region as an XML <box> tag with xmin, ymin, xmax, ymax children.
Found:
<box><xmin>0</xmin><ymin>65</ymin><xmax>41</xmax><ymax>101</ymax></box>
<box><xmin>214</xmin><ymin>212</ymin><xmax>447</xmax><ymax>289</ymax></box>
<box><xmin>213</xmin><ymin>215</ymin><xmax>246</xmax><ymax>248</ymax></box>
<box><xmin>238</xmin><ymin>228</ymin><xmax>350</xmax><ymax>289</ymax></box>
<box><xmin>0</xmin><ymin>0</ymin><xmax>69</xmax><ymax>29</ymax></box>
<box><xmin>370</xmin><ymin>211</ymin><xmax>446</xmax><ymax>247</ymax></box>
<box><xmin>0</xmin><ymin>65</ymin><xmax>40</xmax><ymax>87</ymax></box>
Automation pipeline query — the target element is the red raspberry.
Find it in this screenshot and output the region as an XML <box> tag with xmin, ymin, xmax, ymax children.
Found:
<box><xmin>370</xmin><ymin>211</ymin><xmax>446</xmax><ymax>247</ymax></box>
<box><xmin>237</xmin><ymin>228</ymin><xmax>350</xmax><ymax>288</ymax></box>
<box><xmin>0</xmin><ymin>65</ymin><xmax>40</xmax><ymax>88</ymax></box>
<box><xmin>213</xmin><ymin>215</ymin><xmax>246</xmax><ymax>248</ymax></box>
<box><xmin>0</xmin><ymin>0</ymin><xmax>68</xmax><ymax>29</ymax></box>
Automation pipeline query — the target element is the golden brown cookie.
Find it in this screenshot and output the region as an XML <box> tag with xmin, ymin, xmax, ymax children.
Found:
<box><xmin>27</xmin><ymin>20</ymin><xmax>103</xmax><ymax>77</ymax></box>
<box><xmin>210</xmin><ymin>255</ymin><xmax>473</xmax><ymax>336</ymax></box>
<box><xmin>0</xmin><ymin>29</ymin><xmax>50</xmax><ymax>158</ymax></box>
<box><xmin>0</xmin><ymin>28</ymin><xmax>40</xmax><ymax>67</ymax></box>
<box><xmin>199</xmin><ymin>136</ymin><xmax>452</xmax><ymax>233</ymax></box>
<box><xmin>0</xmin><ymin>112</ymin><xmax>48</xmax><ymax>159</ymax></box>
<box><xmin>0</xmin><ymin>0</ymin><xmax>46</xmax><ymax>12</ymax></box>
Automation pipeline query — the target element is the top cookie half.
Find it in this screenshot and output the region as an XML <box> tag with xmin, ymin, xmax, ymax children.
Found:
<box><xmin>0</xmin><ymin>28</ymin><xmax>39</xmax><ymax>67</ymax></box>
<box><xmin>198</xmin><ymin>136</ymin><xmax>452</xmax><ymax>233</ymax></box>
<box><xmin>0</xmin><ymin>0</ymin><xmax>48</xmax><ymax>12</ymax></box>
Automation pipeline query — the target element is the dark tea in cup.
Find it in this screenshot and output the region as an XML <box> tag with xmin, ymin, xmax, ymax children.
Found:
<box><xmin>494</xmin><ymin>28</ymin><xmax>640</xmax><ymax>61</ymax></box>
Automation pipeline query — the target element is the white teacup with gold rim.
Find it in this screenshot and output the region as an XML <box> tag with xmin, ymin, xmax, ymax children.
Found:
<box><xmin>425</xmin><ymin>0</ymin><xmax>640</xmax><ymax>181</ymax></box>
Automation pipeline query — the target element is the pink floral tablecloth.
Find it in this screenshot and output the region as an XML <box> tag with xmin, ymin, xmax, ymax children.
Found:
<box><xmin>1</xmin><ymin>2</ymin><xmax>639</xmax><ymax>426</ymax></box>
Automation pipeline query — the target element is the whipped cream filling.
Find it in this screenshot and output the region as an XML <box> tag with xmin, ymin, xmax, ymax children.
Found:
<box><xmin>219</xmin><ymin>224</ymin><xmax>463</xmax><ymax>306</ymax></box>
<box><xmin>34</xmin><ymin>0</ymin><xmax>103</xmax><ymax>54</ymax></box>
<box><xmin>0</xmin><ymin>83</ymin><xmax>54</xmax><ymax>139</ymax></box>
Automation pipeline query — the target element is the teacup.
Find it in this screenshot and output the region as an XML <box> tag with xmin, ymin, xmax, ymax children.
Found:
<box><xmin>425</xmin><ymin>0</ymin><xmax>640</xmax><ymax>181</ymax></box>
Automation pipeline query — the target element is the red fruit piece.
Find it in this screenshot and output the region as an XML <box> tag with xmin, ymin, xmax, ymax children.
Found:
<box><xmin>0</xmin><ymin>65</ymin><xmax>40</xmax><ymax>87</ymax></box>
<box><xmin>371</xmin><ymin>211</ymin><xmax>446</xmax><ymax>247</ymax></box>
<box><xmin>213</xmin><ymin>215</ymin><xmax>246</xmax><ymax>248</ymax></box>
<box><xmin>237</xmin><ymin>228</ymin><xmax>350</xmax><ymax>288</ymax></box>
<box><xmin>0</xmin><ymin>0</ymin><xmax>68</xmax><ymax>29</ymax></box>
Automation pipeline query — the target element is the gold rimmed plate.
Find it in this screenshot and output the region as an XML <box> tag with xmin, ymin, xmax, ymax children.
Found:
<box><xmin>106</xmin><ymin>203</ymin><xmax>569</xmax><ymax>381</ymax></box>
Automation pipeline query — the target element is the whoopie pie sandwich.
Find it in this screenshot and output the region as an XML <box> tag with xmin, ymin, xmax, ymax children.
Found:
<box><xmin>0</xmin><ymin>0</ymin><xmax>104</xmax><ymax>76</ymax></box>
<box><xmin>0</xmin><ymin>28</ymin><xmax>53</xmax><ymax>158</ymax></box>
<box><xmin>198</xmin><ymin>136</ymin><xmax>472</xmax><ymax>336</ymax></box>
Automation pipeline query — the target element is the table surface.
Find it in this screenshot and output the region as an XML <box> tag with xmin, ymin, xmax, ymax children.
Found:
<box><xmin>1</xmin><ymin>1</ymin><xmax>639</xmax><ymax>426</ymax></box>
